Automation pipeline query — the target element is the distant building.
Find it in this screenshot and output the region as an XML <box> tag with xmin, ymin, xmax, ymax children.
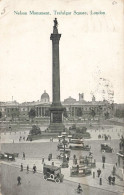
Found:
<box><xmin>0</xmin><ymin>91</ymin><xmax>114</xmax><ymax>121</ymax></box>
<box><xmin>41</xmin><ymin>90</ymin><xmax>50</xmax><ymax>103</ymax></box>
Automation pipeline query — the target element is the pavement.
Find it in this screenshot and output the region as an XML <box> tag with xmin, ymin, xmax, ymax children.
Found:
<box><xmin>0</xmin><ymin>124</ymin><xmax>124</xmax><ymax>195</ymax></box>
<box><xmin>1</xmin><ymin>156</ymin><xmax>124</xmax><ymax>194</ymax></box>
<box><xmin>0</xmin><ymin>125</ymin><xmax>124</xmax><ymax>143</ymax></box>
<box><xmin>1</xmin><ymin>163</ymin><xmax>121</xmax><ymax>195</ymax></box>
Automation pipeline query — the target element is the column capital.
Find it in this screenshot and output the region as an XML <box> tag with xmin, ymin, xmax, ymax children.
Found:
<box><xmin>50</xmin><ymin>34</ymin><xmax>61</xmax><ymax>43</ymax></box>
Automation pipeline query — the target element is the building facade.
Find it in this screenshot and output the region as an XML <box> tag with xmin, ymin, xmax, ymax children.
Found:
<box><xmin>0</xmin><ymin>91</ymin><xmax>114</xmax><ymax>121</ymax></box>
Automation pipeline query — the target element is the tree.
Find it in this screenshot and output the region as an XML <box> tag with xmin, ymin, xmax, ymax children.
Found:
<box><xmin>11</xmin><ymin>108</ymin><xmax>20</xmax><ymax>121</ymax></box>
<box><xmin>69</xmin><ymin>124</ymin><xmax>76</xmax><ymax>131</ymax></box>
<box><xmin>104</xmin><ymin>112</ymin><xmax>109</xmax><ymax>119</ymax></box>
<box><xmin>90</xmin><ymin>109</ymin><xmax>96</xmax><ymax>120</ymax></box>
<box><xmin>0</xmin><ymin>111</ymin><xmax>2</xmax><ymax>118</ymax></box>
<box><xmin>114</xmin><ymin>109</ymin><xmax>124</xmax><ymax>118</ymax></box>
<box><xmin>29</xmin><ymin>125</ymin><xmax>41</xmax><ymax>135</ymax></box>
<box><xmin>76</xmin><ymin>126</ymin><xmax>87</xmax><ymax>134</ymax></box>
<box><xmin>28</xmin><ymin>108</ymin><xmax>36</xmax><ymax>122</ymax></box>
<box><xmin>98</xmin><ymin>106</ymin><xmax>102</xmax><ymax>122</ymax></box>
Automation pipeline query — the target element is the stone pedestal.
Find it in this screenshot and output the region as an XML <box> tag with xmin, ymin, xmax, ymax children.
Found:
<box><xmin>48</xmin><ymin>106</ymin><xmax>65</xmax><ymax>132</ymax></box>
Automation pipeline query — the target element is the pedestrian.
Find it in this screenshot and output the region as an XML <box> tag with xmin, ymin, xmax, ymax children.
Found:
<box><xmin>102</xmin><ymin>155</ymin><xmax>106</xmax><ymax>163</ymax></box>
<box><xmin>85</xmin><ymin>156</ymin><xmax>89</xmax><ymax>166</ymax></box>
<box><xmin>77</xmin><ymin>183</ymin><xmax>83</xmax><ymax>193</ymax></box>
<box><xmin>33</xmin><ymin>164</ymin><xmax>36</xmax><ymax>173</ymax></box>
<box><xmin>112</xmin><ymin>165</ymin><xmax>116</xmax><ymax>175</ymax></box>
<box><xmin>42</xmin><ymin>157</ymin><xmax>44</xmax><ymax>164</ymax></box>
<box><xmin>23</xmin><ymin>152</ymin><xmax>25</xmax><ymax>160</ymax></box>
<box><xmin>74</xmin><ymin>157</ymin><xmax>77</xmax><ymax>165</ymax></box>
<box><xmin>34</xmin><ymin>164</ymin><xmax>37</xmax><ymax>173</ymax></box>
<box><xmin>108</xmin><ymin>176</ymin><xmax>111</xmax><ymax>185</ymax></box>
<box><xmin>99</xmin><ymin>177</ymin><xmax>102</xmax><ymax>185</ymax></box>
<box><xmin>27</xmin><ymin>165</ymin><xmax>29</xmax><ymax>173</ymax></box>
<box><xmin>102</xmin><ymin>163</ymin><xmax>105</xmax><ymax>169</ymax></box>
<box><xmin>118</xmin><ymin>155</ymin><xmax>120</xmax><ymax>165</ymax></box>
<box><xmin>17</xmin><ymin>176</ymin><xmax>21</xmax><ymax>185</ymax></box>
<box><xmin>48</xmin><ymin>155</ymin><xmax>50</xmax><ymax>161</ymax></box>
<box><xmin>112</xmin><ymin>176</ymin><xmax>115</xmax><ymax>185</ymax></box>
<box><xmin>97</xmin><ymin>169</ymin><xmax>99</xmax><ymax>177</ymax></box>
<box><xmin>119</xmin><ymin>142</ymin><xmax>122</xmax><ymax>150</ymax></box>
<box><xmin>97</xmin><ymin>169</ymin><xmax>101</xmax><ymax>177</ymax></box>
<box><xmin>20</xmin><ymin>163</ymin><xmax>23</xmax><ymax>172</ymax></box>
<box><xmin>89</xmin><ymin>152</ymin><xmax>92</xmax><ymax>156</ymax></box>
<box><xmin>77</xmin><ymin>164</ymin><xmax>79</xmax><ymax>173</ymax></box>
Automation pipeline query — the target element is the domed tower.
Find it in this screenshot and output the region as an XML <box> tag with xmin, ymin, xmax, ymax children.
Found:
<box><xmin>41</xmin><ymin>90</ymin><xmax>50</xmax><ymax>103</ymax></box>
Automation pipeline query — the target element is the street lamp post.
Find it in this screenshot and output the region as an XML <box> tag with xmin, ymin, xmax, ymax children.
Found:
<box><xmin>61</xmin><ymin>135</ymin><xmax>69</xmax><ymax>168</ymax></box>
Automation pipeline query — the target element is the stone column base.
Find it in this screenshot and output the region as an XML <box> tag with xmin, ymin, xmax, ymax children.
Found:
<box><xmin>48</xmin><ymin>123</ymin><xmax>65</xmax><ymax>133</ymax></box>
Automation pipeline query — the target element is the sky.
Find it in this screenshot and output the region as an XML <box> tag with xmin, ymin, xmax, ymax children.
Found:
<box><xmin>0</xmin><ymin>0</ymin><xmax>124</xmax><ymax>103</ymax></box>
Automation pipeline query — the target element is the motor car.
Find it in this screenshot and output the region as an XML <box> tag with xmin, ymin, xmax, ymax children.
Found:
<box><xmin>4</xmin><ymin>153</ymin><xmax>15</xmax><ymax>161</ymax></box>
<box><xmin>101</xmin><ymin>143</ymin><xmax>113</xmax><ymax>153</ymax></box>
<box><xmin>57</xmin><ymin>141</ymin><xmax>68</xmax><ymax>150</ymax></box>
<box><xmin>43</xmin><ymin>164</ymin><xmax>64</xmax><ymax>183</ymax></box>
<box><xmin>0</xmin><ymin>153</ymin><xmax>4</xmax><ymax>159</ymax></box>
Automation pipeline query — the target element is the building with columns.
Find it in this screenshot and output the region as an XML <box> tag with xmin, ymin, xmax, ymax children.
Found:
<box><xmin>0</xmin><ymin>91</ymin><xmax>114</xmax><ymax>121</ymax></box>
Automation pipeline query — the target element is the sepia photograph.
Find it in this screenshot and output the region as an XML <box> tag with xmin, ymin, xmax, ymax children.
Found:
<box><xmin>0</xmin><ymin>0</ymin><xmax>124</xmax><ymax>194</ymax></box>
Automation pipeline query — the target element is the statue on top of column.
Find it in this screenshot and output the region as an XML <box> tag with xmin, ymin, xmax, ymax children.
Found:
<box><xmin>54</xmin><ymin>18</ymin><xmax>58</xmax><ymax>29</ymax></box>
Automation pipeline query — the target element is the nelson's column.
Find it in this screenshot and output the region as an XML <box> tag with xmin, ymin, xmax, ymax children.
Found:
<box><xmin>49</xmin><ymin>18</ymin><xmax>65</xmax><ymax>132</ymax></box>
